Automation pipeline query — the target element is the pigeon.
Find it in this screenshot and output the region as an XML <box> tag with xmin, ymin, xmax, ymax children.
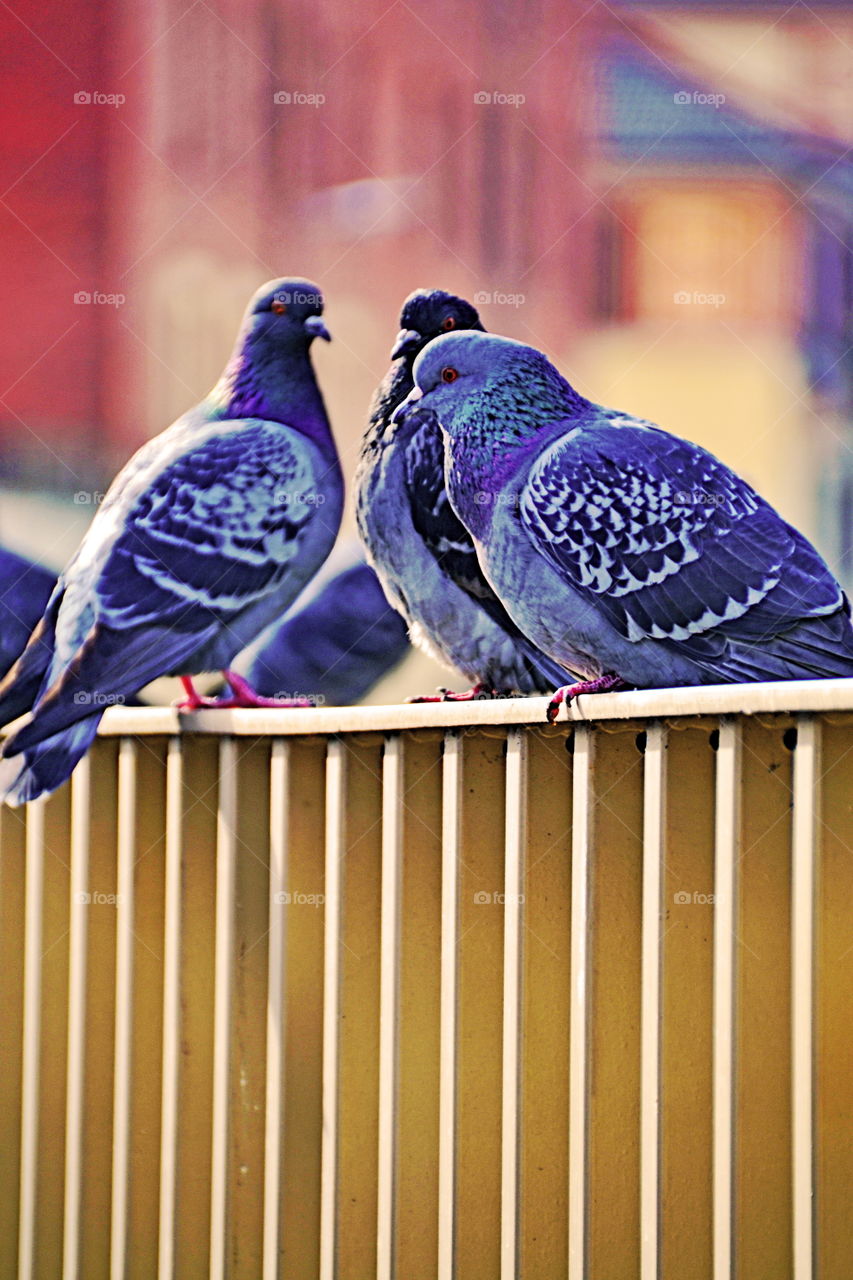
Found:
<box><xmin>0</xmin><ymin>546</ymin><xmax>55</xmax><ymax>680</ymax></box>
<box><xmin>394</xmin><ymin>331</ymin><xmax>853</xmax><ymax>721</ymax></box>
<box><xmin>0</xmin><ymin>278</ymin><xmax>343</xmax><ymax>804</ymax></box>
<box><xmin>354</xmin><ymin>289</ymin><xmax>569</xmax><ymax>698</ymax></box>
<box><xmin>237</xmin><ymin>559</ymin><xmax>410</xmax><ymax>705</ymax></box>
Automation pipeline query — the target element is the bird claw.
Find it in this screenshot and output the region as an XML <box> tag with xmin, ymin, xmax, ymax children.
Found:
<box><xmin>175</xmin><ymin>677</ymin><xmax>218</xmax><ymax>711</ymax></box>
<box><xmin>175</xmin><ymin>672</ymin><xmax>315</xmax><ymax>711</ymax></box>
<box><xmin>218</xmin><ymin>670</ymin><xmax>315</xmax><ymax>709</ymax></box>
<box><xmin>408</xmin><ymin>683</ymin><xmax>498</xmax><ymax>704</ymax></box>
<box><xmin>175</xmin><ymin>693</ymin><xmax>220</xmax><ymax>711</ymax></box>
<box><xmin>211</xmin><ymin>694</ymin><xmax>314</xmax><ymax>709</ymax></box>
<box><xmin>546</xmin><ymin>674</ymin><xmax>626</xmax><ymax>723</ymax></box>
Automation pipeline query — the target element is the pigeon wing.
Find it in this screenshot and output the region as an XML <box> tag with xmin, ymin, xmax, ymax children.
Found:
<box><xmin>99</xmin><ymin>420</ymin><xmax>323</xmax><ymax>625</ymax></box>
<box><xmin>10</xmin><ymin>421</ymin><xmax>324</xmax><ymax>748</ymax></box>
<box><xmin>519</xmin><ymin>419</ymin><xmax>844</xmax><ymax>676</ymax></box>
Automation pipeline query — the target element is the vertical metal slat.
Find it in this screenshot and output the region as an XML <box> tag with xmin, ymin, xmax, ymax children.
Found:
<box><xmin>63</xmin><ymin>756</ymin><xmax>91</xmax><ymax>1280</ymax></box>
<box><xmin>438</xmin><ymin>731</ymin><xmax>462</xmax><ymax>1280</ymax></box>
<box><xmin>568</xmin><ymin>726</ymin><xmax>594</xmax><ymax>1280</ymax></box>
<box><xmin>501</xmin><ymin>728</ymin><xmax>527</xmax><ymax>1279</ymax></box>
<box><xmin>209</xmin><ymin>737</ymin><xmax>237</xmax><ymax>1280</ymax></box>
<box><xmin>792</xmin><ymin>715</ymin><xmax>819</xmax><ymax>1280</ymax></box>
<box><xmin>263</xmin><ymin>740</ymin><xmax>289</xmax><ymax>1280</ymax></box>
<box><xmin>376</xmin><ymin>735</ymin><xmax>404</xmax><ymax>1280</ymax></box>
<box><xmin>18</xmin><ymin>797</ymin><xmax>46</xmax><ymax>1280</ymax></box>
<box><xmin>111</xmin><ymin>739</ymin><xmax>137</xmax><ymax>1278</ymax></box>
<box><xmin>713</xmin><ymin>719</ymin><xmax>741</xmax><ymax>1280</ymax></box>
<box><xmin>641</xmin><ymin>723</ymin><xmax>666</xmax><ymax>1279</ymax></box>
<box><xmin>319</xmin><ymin>738</ymin><xmax>346</xmax><ymax>1280</ymax></box>
<box><xmin>158</xmin><ymin>738</ymin><xmax>183</xmax><ymax>1280</ymax></box>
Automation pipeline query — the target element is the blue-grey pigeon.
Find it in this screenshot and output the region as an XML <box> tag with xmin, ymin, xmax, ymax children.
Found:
<box><xmin>395</xmin><ymin>331</ymin><xmax>853</xmax><ymax>721</ymax></box>
<box><xmin>355</xmin><ymin>289</ymin><xmax>568</xmax><ymax>699</ymax></box>
<box><xmin>0</xmin><ymin>278</ymin><xmax>342</xmax><ymax>803</ymax></box>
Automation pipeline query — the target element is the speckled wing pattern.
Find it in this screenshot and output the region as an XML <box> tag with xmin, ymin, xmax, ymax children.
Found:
<box><xmin>520</xmin><ymin>418</ymin><xmax>843</xmax><ymax>673</ymax></box>
<box><xmin>99</xmin><ymin>421</ymin><xmax>321</xmax><ymax>628</ymax></box>
<box><xmin>8</xmin><ymin>420</ymin><xmax>326</xmax><ymax>748</ymax></box>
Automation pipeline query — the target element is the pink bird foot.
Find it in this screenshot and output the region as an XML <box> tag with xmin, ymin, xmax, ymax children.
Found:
<box><xmin>546</xmin><ymin>673</ymin><xmax>626</xmax><ymax>724</ymax></box>
<box><xmin>175</xmin><ymin>676</ymin><xmax>220</xmax><ymax>710</ymax></box>
<box><xmin>408</xmin><ymin>682</ymin><xmax>498</xmax><ymax>704</ymax></box>
<box><xmin>216</xmin><ymin>671</ymin><xmax>315</xmax><ymax>709</ymax></box>
<box><xmin>176</xmin><ymin>673</ymin><xmax>315</xmax><ymax>711</ymax></box>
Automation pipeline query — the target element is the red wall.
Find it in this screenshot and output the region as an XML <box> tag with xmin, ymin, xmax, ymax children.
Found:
<box><xmin>1</xmin><ymin>0</ymin><xmax>607</xmax><ymax>485</ymax></box>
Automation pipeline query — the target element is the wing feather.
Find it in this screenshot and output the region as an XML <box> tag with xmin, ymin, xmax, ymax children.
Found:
<box><xmin>4</xmin><ymin>421</ymin><xmax>326</xmax><ymax>751</ymax></box>
<box><xmin>98</xmin><ymin>422</ymin><xmax>321</xmax><ymax>626</ymax></box>
<box><xmin>519</xmin><ymin>420</ymin><xmax>844</xmax><ymax>675</ymax></box>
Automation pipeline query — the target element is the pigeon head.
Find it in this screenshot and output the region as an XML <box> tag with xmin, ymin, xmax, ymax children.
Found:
<box><xmin>391</xmin><ymin>289</ymin><xmax>484</xmax><ymax>362</ymax></box>
<box><xmin>394</xmin><ymin>332</ymin><xmax>584</xmax><ymax>440</ymax></box>
<box><xmin>245</xmin><ymin>278</ymin><xmax>331</xmax><ymax>347</ymax></box>
<box><xmin>214</xmin><ymin>278</ymin><xmax>334</xmax><ymax>441</ymax></box>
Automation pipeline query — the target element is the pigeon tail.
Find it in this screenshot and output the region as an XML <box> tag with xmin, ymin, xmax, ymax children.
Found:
<box><xmin>0</xmin><ymin>715</ymin><xmax>101</xmax><ymax>806</ymax></box>
<box><xmin>0</xmin><ymin>586</ymin><xmax>63</xmax><ymax>729</ymax></box>
<box><xmin>0</xmin><ymin>549</ymin><xmax>55</xmax><ymax>680</ymax></box>
<box><xmin>693</xmin><ymin>607</ymin><xmax>853</xmax><ymax>684</ymax></box>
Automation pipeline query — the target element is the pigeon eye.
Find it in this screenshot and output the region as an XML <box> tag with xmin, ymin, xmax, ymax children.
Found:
<box><xmin>441</xmin><ymin>367</ymin><xmax>459</xmax><ymax>383</ymax></box>
<box><xmin>271</xmin><ymin>300</ymin><xmax>288</xmax><ymax>315</ymax></box>
<box><xmin>441</xmin><ymin>316</ymin><xmax>456</xmax><ymax>331</ymax></box>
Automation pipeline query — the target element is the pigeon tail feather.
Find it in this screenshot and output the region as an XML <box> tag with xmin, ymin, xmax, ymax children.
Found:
<box><xmin>0</xmin><ymin>715</ymin><xmax>101</xmax><ymax>806</ymax></box>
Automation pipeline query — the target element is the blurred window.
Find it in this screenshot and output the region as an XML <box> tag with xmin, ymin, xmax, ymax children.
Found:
<box><xmin>610</xmin><ymin>180</ymin><xmax>798</xmax><ymax>328</ymax></box>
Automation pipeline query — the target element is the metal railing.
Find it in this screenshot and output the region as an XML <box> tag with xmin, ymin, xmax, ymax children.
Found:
<box><xmin>1</xmin><ymin>679</ymin><xmax>851</xmax><ymax>1278</ymax></box>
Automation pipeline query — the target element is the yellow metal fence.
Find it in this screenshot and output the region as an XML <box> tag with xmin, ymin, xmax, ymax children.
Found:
<box><xmin>1</xmin><ymin>681</ymin><xmax>851</xmax><ymax>1279</ymax></box>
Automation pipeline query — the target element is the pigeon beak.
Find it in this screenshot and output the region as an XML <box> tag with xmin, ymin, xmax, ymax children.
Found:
<box><xmin>391</xmin><ymin>386</ymin><xmax>424</xmax><ymax>425</ymax></box>
<box><xmin>391</xmin><ymin>328</ymin><xmax>422</xmax><ymax>360</ymax></box>
<box><xmin>303</xmin><ymin>316</ymin><xmax>332</xmax><ymax>342</ymax></box>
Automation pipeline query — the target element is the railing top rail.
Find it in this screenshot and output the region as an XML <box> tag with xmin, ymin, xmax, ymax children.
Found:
<box><xmin>88</xmin><ymin>678</ymin><xmax>853</xmax><ymax>738</ymax></box>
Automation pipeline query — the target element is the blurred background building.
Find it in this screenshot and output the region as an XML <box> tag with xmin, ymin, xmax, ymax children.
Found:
<box><xmin>0</xmin><ymin>0</ymin><xmax>850</xmax><ymax>700</ymax></box>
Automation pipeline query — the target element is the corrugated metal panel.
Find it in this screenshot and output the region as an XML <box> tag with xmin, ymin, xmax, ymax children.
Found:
<box><xmin>0</xmin><ymin>685</ymin><xmax>851</xmax><ymax>1277</ymax></box>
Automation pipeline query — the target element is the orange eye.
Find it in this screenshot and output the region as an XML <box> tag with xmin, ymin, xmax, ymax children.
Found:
<box><xmin>271</xmin><ymin>300</ymin><xmax>287</xmax><ymax>315</ymax></box>
<box><xmin>441</xmin><ymin>366</ymin><xmax>458</xmax><ymax>383</ymax></box>
<box><xmin>441</xmin><ymin>315</ymin><xmax>456</xmax><ymax>331</ymax></box>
